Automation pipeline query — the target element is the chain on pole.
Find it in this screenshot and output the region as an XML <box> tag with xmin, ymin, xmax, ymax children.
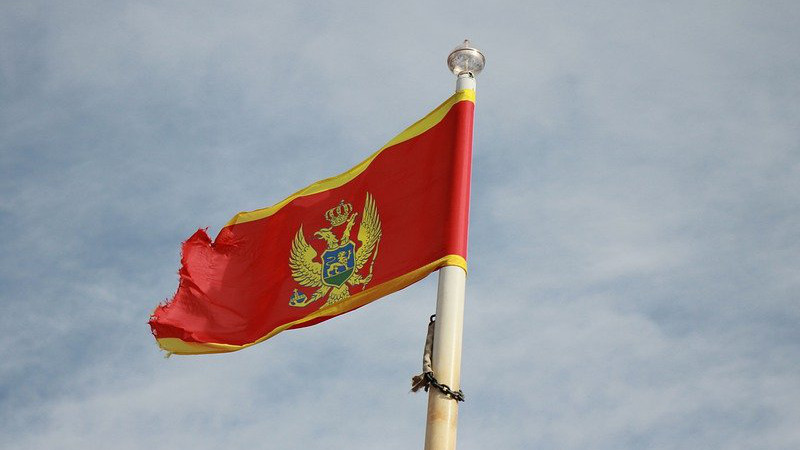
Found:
<box><xmin>411</xmin><ymin>314</ymin><xmax>465</xmax><ymax>402</ymax></box>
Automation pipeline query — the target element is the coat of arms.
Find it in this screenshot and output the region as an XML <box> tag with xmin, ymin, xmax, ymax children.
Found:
<box><xmin>288</xmin><ymin>193</ymin><xmax>382</xmax><ymax>308</ymax></box>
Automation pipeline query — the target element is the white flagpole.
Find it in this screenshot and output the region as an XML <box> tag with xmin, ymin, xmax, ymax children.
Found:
<box><xmin>424</xmin><ymin>41</ymin><xmax>484</xmax><ymax>450</ymax></box>
<box><xmin>424</xmin><ymin>265</ymin><xmax>467</xmax><ymax>450</ymax></box>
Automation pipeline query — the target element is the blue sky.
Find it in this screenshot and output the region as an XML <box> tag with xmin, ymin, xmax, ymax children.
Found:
<box><xmin>2</xmin><ymin>1</ymin><xmax>799</xmax><ymax>449</ymax></box>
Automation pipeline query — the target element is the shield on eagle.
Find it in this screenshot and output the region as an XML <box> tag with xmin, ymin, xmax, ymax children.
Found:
<box><xmin>288</xmin><ymin>193</ymin><xmax>382</xmax><ymax>308</ymax></box>
<box><xmin>321</xmin><ymin>240</ymin><xmax>356</xmax><ymax>287</ymax></box>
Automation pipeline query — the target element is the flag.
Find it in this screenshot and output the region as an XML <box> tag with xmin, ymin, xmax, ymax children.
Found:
<box><xmin>149</xmin><ymin>89</ymin><xmax>475</xmax><ymax>354</ymax></box>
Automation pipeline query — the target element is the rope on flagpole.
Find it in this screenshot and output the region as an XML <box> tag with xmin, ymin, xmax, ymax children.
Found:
<box><xmin>411</xmin><ymin>314</ymin><xmax>465</xmax><ymax>402</ymax></box>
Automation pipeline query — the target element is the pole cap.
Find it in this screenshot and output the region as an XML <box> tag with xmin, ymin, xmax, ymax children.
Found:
<box><xmin>447</xmin><ymin>40</ymin><xmax>485</xmax><ymax>77</ymax></box>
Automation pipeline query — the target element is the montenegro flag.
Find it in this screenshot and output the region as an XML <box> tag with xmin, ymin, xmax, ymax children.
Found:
<box><xmin>149</xmin><ymin>89</ymin><xmax>475</xmax><ymax>355</ymax></box>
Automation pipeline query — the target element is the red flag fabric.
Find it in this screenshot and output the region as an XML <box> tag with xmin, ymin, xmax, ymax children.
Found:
<box><xmin>149</xmin><ymin>89</ymin><xmax>475</xmax><ymax>354</ymax></box>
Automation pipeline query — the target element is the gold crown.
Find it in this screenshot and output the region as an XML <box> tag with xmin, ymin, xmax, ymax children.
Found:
<box><xmin>325</xmin><ymin>200</ymin><xmax>352</xmax><ymax>226</ymax></box>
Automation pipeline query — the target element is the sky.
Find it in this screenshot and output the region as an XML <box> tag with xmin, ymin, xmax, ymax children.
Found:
<box><xmin>1</xmin><ymin>1</ymin><xmax>799</xmax><ymax>449</ymax></box>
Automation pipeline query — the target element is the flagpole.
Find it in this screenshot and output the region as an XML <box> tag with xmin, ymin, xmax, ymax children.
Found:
<box><xmin>424</xmin><ymin>40</ymin><xmax>484</xmax><ymax>450</ymax></box>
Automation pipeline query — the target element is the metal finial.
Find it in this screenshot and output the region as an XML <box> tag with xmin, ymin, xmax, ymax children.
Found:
<box><xmin>447</xmin><ymin>39</ymin><xmax>485</xmax><ymax>77</ymax></box>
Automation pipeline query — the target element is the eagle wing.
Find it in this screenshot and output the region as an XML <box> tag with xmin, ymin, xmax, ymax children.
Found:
<box><xmin>355</xmin><ymin>192</ymin><xmax>382</xmax><ymax>270</ymax></box>
<box><xmin>289</xmin><ymin>225</ymin><xmax>323</xmax><ymax>287</ymax></box>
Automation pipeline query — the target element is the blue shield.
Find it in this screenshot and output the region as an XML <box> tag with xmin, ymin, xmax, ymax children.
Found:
<box><xmin>322</xmin><ymin>241</ymin><xmax>356</xmax><ymax>287</ymax></box>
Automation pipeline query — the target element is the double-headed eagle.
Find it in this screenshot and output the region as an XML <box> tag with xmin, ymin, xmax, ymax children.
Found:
<box><xmin>289</xmin><ymin>193</ymin><xmax>382</xmax><ymax>308</ymax></box>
